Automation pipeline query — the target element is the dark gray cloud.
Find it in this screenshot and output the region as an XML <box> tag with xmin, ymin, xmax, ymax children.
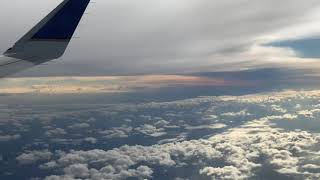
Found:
<box><xmin>0</xmin><ymin>134</ymin><xmax>21</xmax><ymax>142</ymax></box>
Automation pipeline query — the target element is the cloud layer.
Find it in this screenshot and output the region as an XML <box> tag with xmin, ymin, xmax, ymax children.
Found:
<box><xmin>2</xmin><ymin>89</ymin><xmax>320</xmax><ymax>179</ymax></box>
<box><xmin>42</xmin><ymin>116</ymin><xmax>320</xmax><ymax>180</ymax></box>
<box><xmin>1</xmin><ymin>0</ymin><xmax>320</xmax><ymax>75</ymax></box>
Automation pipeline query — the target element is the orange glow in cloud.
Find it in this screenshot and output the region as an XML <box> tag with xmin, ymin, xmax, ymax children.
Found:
<box><xmin>132</xmin><ymin>75</ymin><xmax>249</xmax><ymax>88</ymax></box>
<box><xmin>0</xmin><ymin>75</ymin><xmax>252</xmax><ymax>94</ymax></box>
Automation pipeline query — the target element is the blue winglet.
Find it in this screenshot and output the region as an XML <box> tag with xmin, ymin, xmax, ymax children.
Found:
<box><xmin>31</xmin><ymin>0</ymin><xmax>90</xmax><ymax>40</ymax></box>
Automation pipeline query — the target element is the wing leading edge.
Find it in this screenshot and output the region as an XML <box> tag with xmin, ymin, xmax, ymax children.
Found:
<box><xmin>0</xmin><ymin>0</ymin><xmax>90</xmax><ymax>78</ymax></box>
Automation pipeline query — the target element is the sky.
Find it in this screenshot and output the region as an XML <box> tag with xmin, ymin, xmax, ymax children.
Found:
<box><xmin>3</xmin><ymin>1</ymin><xmax>320</xmax><ymax>179</ymax></box>
<box><xmin>1</xmin><ymin>0</ymin><xmax>320</xmax><ymax>76</ymax></box>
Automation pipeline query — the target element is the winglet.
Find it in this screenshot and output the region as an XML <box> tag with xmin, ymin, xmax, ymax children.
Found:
<box><xmin>4</xmin><ymin>0</ymin><xmax>91</xmax><ymax>63</ymax></box>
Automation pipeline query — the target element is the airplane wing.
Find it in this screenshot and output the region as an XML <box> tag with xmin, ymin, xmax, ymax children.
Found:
<box><xmin>0</xmin><ymin>0</ymin><xmax>91</xmax><ymax>78</ymax></box>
